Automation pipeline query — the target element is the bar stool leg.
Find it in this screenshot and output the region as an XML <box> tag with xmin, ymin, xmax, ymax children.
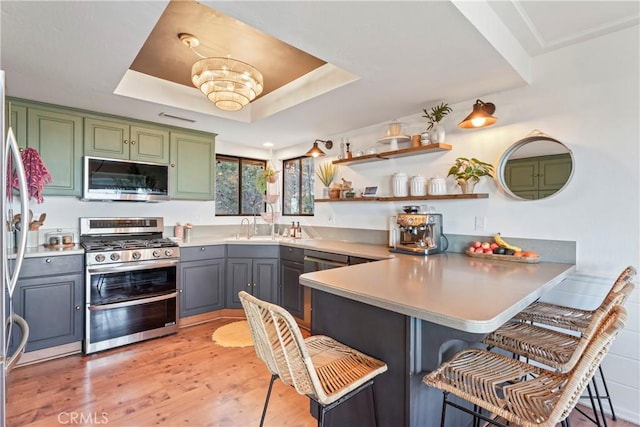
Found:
<box><xmin>260</xmin><ymin>374</ymin><xmax>278</xmax><ymax>427</ymax></box>
<box><xmin>589</xmin><ymin>377</ymin><xmax>607</xmax><ymax>427</ymax></box>
<box><xmin>598</xmin><ymin>365</ymin><xmax>617</xmax><ymax>421</ymax></box>
<box><xmin>440</xmin><ymin>392</ymin><xmax>449</xmax><ymax>427</ymax></box>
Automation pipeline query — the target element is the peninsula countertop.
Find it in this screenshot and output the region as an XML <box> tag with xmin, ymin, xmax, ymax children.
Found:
<box><xmin>299</xmin><ymin>253</ymin><xmax>575</xmax><ymax>333</ymax></box>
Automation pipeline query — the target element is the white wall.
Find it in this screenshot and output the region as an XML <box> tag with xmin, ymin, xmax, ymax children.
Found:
<box><xmin>12</xmin><ymin>25</ymin><xmax>639</xmax><ymax>423</ymax></box>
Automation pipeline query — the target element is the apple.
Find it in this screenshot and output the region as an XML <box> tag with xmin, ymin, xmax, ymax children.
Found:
<box><xmin>481</xmin><ymin>242</ymin><xmax>491</xmax><ymax>250</ymax></box>
<box><xmin>467</xmin><ymin>246</ymin><xmax>476</xmax><ymax>253</ymax></box>
<box><xmin>490</xmin><ymin>242</ymin><xmax>499</xmax><ymax>250</ymax></box>
<box><xmin>472</xmin><ymin>241</ymin><xmax>482</xmax><ymax>249</ymax></box>
<box><xmin>483</xmin><ymin>248</ymin><xmax>493</xmax><ymax>254</ymax></box>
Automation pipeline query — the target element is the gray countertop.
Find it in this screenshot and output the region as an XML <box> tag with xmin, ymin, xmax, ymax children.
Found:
<box><xmin>299</xmin><ymin>253</ymin><xmax>575</xmax><ymax>333</ymax></box>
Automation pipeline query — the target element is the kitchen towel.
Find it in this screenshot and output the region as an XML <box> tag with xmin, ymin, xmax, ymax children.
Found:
<box><xmin>8</xmin><ymin>147</ymin><xmax>53</xmax><ymax>203</ymax></box>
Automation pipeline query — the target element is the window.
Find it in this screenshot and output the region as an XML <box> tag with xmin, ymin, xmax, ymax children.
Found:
<box><xmin>283</xmin><ymin>156</ymin><xmax>314</xmax><ymax>215</ymax></box>
<box><xmin>215</xmin><ymin>155</ymin><xmax>266</xmax><ymax>215</ymax></box>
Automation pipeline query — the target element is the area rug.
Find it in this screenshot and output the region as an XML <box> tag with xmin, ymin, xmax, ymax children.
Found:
<box><xmin>211</xmin><ymin>320</ymin><xmax>254</xmax><ymax>348</ymax></box>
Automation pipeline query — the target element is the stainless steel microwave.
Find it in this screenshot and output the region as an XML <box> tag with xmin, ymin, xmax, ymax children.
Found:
<box><xmin>83</xmin><ymin>156</ymin><xmax>170</xmax><ymax>202</ymax></box>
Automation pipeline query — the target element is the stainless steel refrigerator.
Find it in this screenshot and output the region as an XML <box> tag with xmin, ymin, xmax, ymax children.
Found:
<box><xmin>1</xmin><ymin>69</ymin><xmax>31</xmax><ymax>426</ymax></box>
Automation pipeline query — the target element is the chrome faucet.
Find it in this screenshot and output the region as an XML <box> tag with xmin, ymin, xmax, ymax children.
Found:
<box><xmin>252</xmin><ymin>199</ymin><xmax>264</xmax><ymax>236</ymax></box>
<box><xmin>240</xmin><ymin>218</ymin><xmax>251</xmax><ymax>239</ymax></box>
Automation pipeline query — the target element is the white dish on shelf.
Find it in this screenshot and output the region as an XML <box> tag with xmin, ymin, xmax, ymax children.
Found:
<box><xmin>377</xmin><ymin>135</ymin><xmax>411</xmax><ymax>145</ymax></box>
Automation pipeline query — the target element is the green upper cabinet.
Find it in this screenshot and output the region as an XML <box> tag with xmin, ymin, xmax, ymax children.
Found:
<box><xmin>170</xmin><ymin>131</ymin><xmax>216</xmax><ymax>200</ymax></box>
<box><xmin>27</xmin><ymin>107</ymin><xmax>83</xmax><ymax>196</ymax></box>
<box><xmin>84</xmin><ymin>117</ymin><xmax>170</xmax><ymax>164</ymax></box>
<box><xmin>5</xmin><ymin>102</ymin><xmax>27</xmax><ymax>148</ymax></box>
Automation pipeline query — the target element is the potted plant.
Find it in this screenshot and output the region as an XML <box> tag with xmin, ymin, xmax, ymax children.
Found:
<box><xmin>447</xmin><ymin>157</ymin><xmax>494</xmax><ymax>194</ymax></box>
<box><xmin>422</xmin><ymin>102</ymin><xmax>452</xmax><ymax>143</ymax></box>
<box><xmin>316</xmin><ymin>162</ymin><xmax>338</xmax><ymax>198</ymax></box>
<box><xmin>256</xmin><ymin>165</ymin><xmax>278</xmax><ymax>193</ymax></box>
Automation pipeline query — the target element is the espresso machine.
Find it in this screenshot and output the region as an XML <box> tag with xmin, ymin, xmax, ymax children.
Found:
<box><xmin>390</xmin><ymin>212</ymin><xmax>448</xmax><ymax>255</ymax></box>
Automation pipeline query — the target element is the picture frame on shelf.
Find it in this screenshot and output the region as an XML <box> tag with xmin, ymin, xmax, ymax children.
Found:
<box><xmin>362</xmin><ymin>186</ymin><xmax>378</xmax><ymax>197</ymax></box>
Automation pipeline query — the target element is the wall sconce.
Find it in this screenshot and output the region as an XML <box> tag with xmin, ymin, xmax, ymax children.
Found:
<box><xmin>458</xmin><ymin>99</ymin><xmax>498</xmax><ymax>129</ymax></box>
<box><xmin>305</xmin><ymin>139</ymin><xmax>333</xmax><ymax>157</ymax></box>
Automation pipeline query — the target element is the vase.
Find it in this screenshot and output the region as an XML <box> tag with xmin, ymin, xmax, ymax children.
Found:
<box><xmin>322</xmin><ymin>187</ymin><xmax>330</xmax><ymax>199</ymax></box>
<box><xmin>457</xmin><ymin>178</ymin><xmax>478</xmax><ymax>194</ymax></box>
<box><xmin>430</xmin><ymin>124</ymin><xmax>445</xmax><ymax>143</ymax></box>
<box><xmin>329</xmin><ymin>188</ymin><xmax>341</xmax><ymax>199</ymax></box>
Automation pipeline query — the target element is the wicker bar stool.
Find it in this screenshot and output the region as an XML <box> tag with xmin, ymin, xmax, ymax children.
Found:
<box><xmin>238</xmin><ymin>291</ymin><xmax>388</xmax><ymax>427</ymax></box>
<box><xmin>493</xmin><ymin>266</ymin><xmax>636</xmax><ymax>426</ymax></box>
<box><xmin>423</xmin><ymin>306</ymin><xmax>627</xmax><ymax>427</ymax></box>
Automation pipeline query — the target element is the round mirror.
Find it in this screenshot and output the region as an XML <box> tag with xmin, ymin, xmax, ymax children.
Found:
<box><xmin>497</xmin><ymin>130</ymin><xmax>574</xmax><ymax>200</ymax></box>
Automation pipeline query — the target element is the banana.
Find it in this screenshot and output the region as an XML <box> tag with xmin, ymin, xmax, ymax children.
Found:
<box><xmin>494</xmin><ymin>233</ymin><xmax>522</xmax><ymax>252</ymax></box>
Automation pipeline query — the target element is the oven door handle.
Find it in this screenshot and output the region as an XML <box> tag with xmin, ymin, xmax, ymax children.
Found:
<box><xmin>87</xmin><ymin>259</ymin><xmax>179</xmax><ymax>274</ymax></box>
<box><xmin>88</xmin><ymin>291</ymin><xmax>178</xmax><ymax>311</ymax></box>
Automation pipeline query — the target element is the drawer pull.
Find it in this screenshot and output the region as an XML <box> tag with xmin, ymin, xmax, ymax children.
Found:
<box><xmin>201</xmin><ymin>247</ymin><xmax>206</xmax><ymax>251</ymax></box>
<box><xmin>45</xmin><ymin>258</ymin><xmax>52</xmax><ymax>263</ymax></box>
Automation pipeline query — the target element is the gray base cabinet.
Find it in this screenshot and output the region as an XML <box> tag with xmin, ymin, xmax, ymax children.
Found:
<box><xmin>11</xmin><ymin>255</ymin><xmax>84</xmax><ymax>353</ymax></box>
<box><xmin>280</xmin><ymin>246</ymin><xmax>305</xmax><ymax>318</ymax></box>
<box><xmin>179</xmin><ymin>245</ymin><xmax>225</xmax><ymax>317</ymax></box>
<box><xmin>226</xmin><ymin>245</ymin><xmax>279</xmax><ymax>308</ymax></box>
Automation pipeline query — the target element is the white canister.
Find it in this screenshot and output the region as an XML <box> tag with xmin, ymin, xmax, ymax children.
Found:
<box><xmin>428</xmin><ymin>177</ymin><xmax>447</xmax><ymax>195</ymax></box>
<box><xmin>392</xmin><ymin>173</ymin><xmax>408</xmax><ymax>197</ymax></box>
<box><xmin>410</xmin><ymin>175</ymin><xmax>427</xmax><ymax>196</ymax></box>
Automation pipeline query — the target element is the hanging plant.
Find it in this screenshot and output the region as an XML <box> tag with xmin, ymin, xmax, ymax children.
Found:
<box><xmin>256</xmin><ymin>165</ymin><xmax>278</xmax><ymax>193</ymax></box>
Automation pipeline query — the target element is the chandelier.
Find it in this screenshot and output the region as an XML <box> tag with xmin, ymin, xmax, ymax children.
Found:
<box><xmin>179</xmin><ymin>33</ymin><xmax>264</xmax><ymax>112</ymax></box>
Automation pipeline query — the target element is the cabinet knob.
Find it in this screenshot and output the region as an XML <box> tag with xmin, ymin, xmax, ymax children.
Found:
<box><xmin>130</xmin><ymin>140</ymin><xmax>136</xmax><ymax>145</ymax></box>
<box><xmin>75</xmin><ymin>305</ymin><xmax>81</xmax><ymax>310</ymax></box>
<box><xmin>45</xmin><ymin>258</ymin><xmax>52</xmax><ymax>263</ymax></box>
<box><xmin>171</xmin><ymin>163</ymin><xmax>176</xmax><ymax>168</ymax></box>
<box><xmin>200</xmin><ymin>247</ymin><xmax>206</xmax><ymax>251</ymax></box>
<box><xmin>179</xmin><ymin>289</ymin><xmax>183</xmax><ymax>293</ymax></box>
<box><xmin>247</xmin><ymin>283</ymin><xmax>252</xmax><ymax>288</ymax></box>
<box><xmin>124</xmin><ymin>139</ymin><xmax>129</xmax><ymax>144</ymax></box>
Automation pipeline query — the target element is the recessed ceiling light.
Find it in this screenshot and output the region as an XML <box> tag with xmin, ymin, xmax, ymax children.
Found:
<box><xmin>263</xmin><ymin>142</ymin><xmax>274</xmax><ymax>147</ymax></box>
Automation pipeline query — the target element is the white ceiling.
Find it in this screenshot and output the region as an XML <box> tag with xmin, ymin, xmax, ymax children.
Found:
<box><xmin>1</xmin><ymin>1</ymin><xmax>638</xmax><ymax>150</ymax></box>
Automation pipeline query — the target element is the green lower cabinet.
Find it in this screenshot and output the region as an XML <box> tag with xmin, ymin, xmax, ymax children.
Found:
<box><xmin>170</xmin><ymin>131</ymin><xmax>216</xmax><ymax>200</ymax></box>
<box><xmin>27</xmin><ymin>107</ymin><xmax>83</xmax><ymax>196</ymax></box>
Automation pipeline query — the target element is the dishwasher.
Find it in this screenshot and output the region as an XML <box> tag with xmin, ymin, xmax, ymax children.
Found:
<box><xmin>302</xmin><ymin>249</ymin><xmax>373</xmax><ymax>326</ymax></box>
<box><xmin>303</xmin><ymin>249</ymin><xmax>349</xmax><ymax>273</ymax></box>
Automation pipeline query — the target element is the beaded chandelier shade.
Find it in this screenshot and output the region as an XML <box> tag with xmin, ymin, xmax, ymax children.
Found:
<box><xmin>181</xmin><ymin>33</ymin><xmax>264</xmax><ymax>111</ymax></box>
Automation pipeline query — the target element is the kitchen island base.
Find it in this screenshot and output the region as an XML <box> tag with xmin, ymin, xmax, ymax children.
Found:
<box><xmin>311</xmin><ymin>289</ymin><xmax>485</xmax><ymax>427</ymax></box>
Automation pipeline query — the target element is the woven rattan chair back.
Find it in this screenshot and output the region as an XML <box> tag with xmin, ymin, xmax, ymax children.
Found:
<box><xmin>611</xmin><ymin>265</ymin><xmax>637</xmax><ymax>294</ymax></box>
<box><xmin>424</xmin><ymin>306</ymin><xmax>627</xmax><ymax>427</ymax></box>
<box><xmin>239</xmin><ymin>291</ymin><xmax>316</xmax><ymax>392</ymax></box>
<box><xmin>542</xmin><ymin>306</ymin><xmax>627</xmax><ymax>425</ymax></box>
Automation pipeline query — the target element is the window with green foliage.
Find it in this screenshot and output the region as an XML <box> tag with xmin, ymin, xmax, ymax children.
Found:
<box><xmin>215</xmin><ymin>155</ymin><xmax>266</xmax><ymax>215</ymax></box>
<box><xmin>283</xmin><ymin>156</ymin><xmax>314</xmax><ymax>215</ymax></box>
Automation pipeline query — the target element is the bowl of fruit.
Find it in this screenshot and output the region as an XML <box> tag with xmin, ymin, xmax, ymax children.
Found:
<box><xmin>466</xmin><ymin>233</ymin><xmax>540</xmax><ymax>263</ymax></box>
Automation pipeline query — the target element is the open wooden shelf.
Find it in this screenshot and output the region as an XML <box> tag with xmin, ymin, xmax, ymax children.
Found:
<box><xmin>332</xmin><ymin>143</ymin><xmax>452</xmax><ymax>165</ymax></box>
<box><xmin>315</xmin><ymin>193</ymin><xmax>488</xmax><ymax>202</ymax></box>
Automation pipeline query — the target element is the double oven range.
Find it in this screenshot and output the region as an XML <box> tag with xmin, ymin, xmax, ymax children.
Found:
<box><xmin>80</xmin><ymin>217</ymin><xmax>180</xmax><ymax>354</ymax></box>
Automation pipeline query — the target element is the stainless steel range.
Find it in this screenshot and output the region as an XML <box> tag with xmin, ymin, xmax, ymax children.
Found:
<box><xmin>80</xmin><ymin>217</ymin><xmax>180</xmax><ymax>354</ymax></box>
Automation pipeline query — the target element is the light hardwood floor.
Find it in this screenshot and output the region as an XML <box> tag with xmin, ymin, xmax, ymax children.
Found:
<box><xmin>6</xmin><ymin>319</ymin><xmax>638</xmax><ymax>427</ymax></box>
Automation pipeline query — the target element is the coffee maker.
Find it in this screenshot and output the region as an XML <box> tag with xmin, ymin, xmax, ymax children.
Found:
<box><xmin>390</xmin><ymin>212</ymin><xmax>448</xmax><ymax>255</ymax></box>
